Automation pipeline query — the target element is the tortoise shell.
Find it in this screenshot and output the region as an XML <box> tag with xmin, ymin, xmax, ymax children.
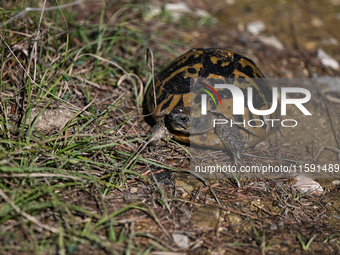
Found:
<box><xmin>147</xmin><ymin>48</ymin><xmax>278</xmax><ymax>149</ymax></box>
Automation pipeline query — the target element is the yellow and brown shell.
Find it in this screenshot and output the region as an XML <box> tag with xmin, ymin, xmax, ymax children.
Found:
<box><xmin>147</xmin><ymin>48</ymin><xmax>278</xmax><ymax>148</ymax></box>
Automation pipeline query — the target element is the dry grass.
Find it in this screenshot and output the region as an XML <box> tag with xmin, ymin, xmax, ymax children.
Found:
<box><xmin>1</xmin><ymin>0</ymin><xmax>340</xmax><ymax>254</ymax></box>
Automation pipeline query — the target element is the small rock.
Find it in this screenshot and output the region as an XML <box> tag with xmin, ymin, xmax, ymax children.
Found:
<box><xmin>246</xmin><ymin>21</ymin><xmax>265</xmax><ymax>35</ymax></box>
<box><xmin>317</xmin><ymin>48</ymin><xmax>340</xmax><ymax>70</ymax></box>
<box><xmin>322</xmin><ymin>38</ymin><xmax>338</xmax><ymax>46</ymax></box>
<box><xmin>164</xmin><ymin>3</ymin><xmax>213</xmax><ymax>20</ymax></box>
<box><xmin>29</xmin><ymin>108</ymin><xmax>74</xmax><ymax>132</ymax></box>
<box><xmin>195</xmin><ymin>8</ymin><xmax>209</xmax><ymax>17</ymax></box>
<box><xmin>172</xmin><ymin>233</ymin><xmax>190</xmax><ymax>248</ymax></box>
<box><xmin>130</xmin><ymin>187</ymin><xmax>138</xmax><ymax>193</ymax></box>
<box><xmin>173</xmin><ymin>172</ymin><xmax>202</xmax><ymax>193</ymax></box>
<box><xmin>332</xmin><ymin>180</ymin><xmax>340</xmax><ymax>185</ymax></box>
<box><xmin>305</xmin><ymin>41</ymin><xmax>318</xmax><ymax>50</ymax></box>
<box><xmin>237</xmin><ymin>23</ymin><xmax>245</xmax><ymax>32</ymax></box>
<box><xmin>270</xmin><ymin>223</ymin><xmax>278</xmax><ymax>230</ymax></box>
<box><xmin>292</xmin><ymin>174</ymin><xmax>324</xmax><ymax>196</ymax></box>
<box><xmin>142</xmin><ymin>4</ymin><xmax>161</xmax><ymax>21</ymax></box>
<box><xmin>165</xmin><ymin>3</ymin><xmax>191</xmax><ymax>13</ymax></box>
<box><xmin>191</xmin><ymin>205</ymin><xmax>220</xmax><ymax>228</ymax></box>
<box><xmin>142</xmin><ymin>3</ymin><xmax>214</xmax><ymax>21</ymax></box>
<box><xmin>311</xmin><ymin>17</ymin><xmax>323</xmax><ymax>27</ymax></box>
<box><xmin>258</xmin><ymin>36</ymin><xmax>284</xmax><ymax>50</ymax></box>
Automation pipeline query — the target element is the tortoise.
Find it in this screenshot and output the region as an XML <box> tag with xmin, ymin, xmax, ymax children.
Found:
<box><xmin>146</xmin><ymin>48</ymin><xmax>279</xmax><ymax>163</ymax></box>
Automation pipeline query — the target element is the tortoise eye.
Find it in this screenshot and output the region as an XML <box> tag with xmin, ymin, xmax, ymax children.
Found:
<box><xmin>180</xmin><ymin>116</ymin><xmax>189</xmax><ymax>123</ymax></box>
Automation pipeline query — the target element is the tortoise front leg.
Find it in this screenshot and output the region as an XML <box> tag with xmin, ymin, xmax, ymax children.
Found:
<box><xmin>149</xmin><ymin>118</ymin><xmax>173</xmax><ymax>145</ymax></box>
<box><xmin>214</xmin><ymin>117</ymin><xmax>246</xmax><ymax>165</ymax></box>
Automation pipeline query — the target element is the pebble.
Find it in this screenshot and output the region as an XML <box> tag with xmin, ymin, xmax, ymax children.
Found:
<box><xmin>270</xmin><ymin>223</ymin><xmax>278</xmax><ymax>230</ymax></box>
<box><xmin>258</xmin><ymin>35</ymin><xmax>284</xmax><ymax>50</ymax></box>
<box><xmin>322</xmin><ymin>37</ymin><xmax>338</xmax><ymax>46</ymax></box>
<box><xmin>332</xmin><ymin>180</ymin><xmax>340</xmax><ymax>185</ymax></box>
<box><xmin>172</xmin><ymin>233</ymin><xmax>190</xmax><ymax>248</ymax></box>
<box><xmin>142</xmin><ymin>4</ymin><xmax>161</xmax><ymax>21</ymax></box>
<box><xmin>246</xmin><ymin>21</ymin><xmax>265</xmax><ymax>35</ymax></box>
<box><xmin>191</xmin><ymin>205</ymin><xmax>220</xmax><ymax>228</ymax></box>
<box><xmin>292</xmin><ymin>174</ymin><xmax>324</xmax><ymax>196</ymax></box>
<box><xmin>317</xmin><ymin>48</ymin><xmax>340</xmax><ymax>70</ymax></box>
<box><xmin>311</xmin><ymin>17</ymin><xmax>323</xmax><ymax>27</ymax></box>
<box><xmin>165</xmin><ymin>3</ymin><xmax>213</xmax><ymax>20</ymax></box>
<box><xmin>165</xmin><ymin>3</ymin><xmax>191</xmax><ymax>13</ymax></box>
<box><xmin>143</xmin><ymin>2</ymin><xmax>213</xmax><ymax>21</ymax></box>
<box><xmin>130</xmin><ymin>187</ymin><xmax>138</xmax><ymax>193</ymax></box>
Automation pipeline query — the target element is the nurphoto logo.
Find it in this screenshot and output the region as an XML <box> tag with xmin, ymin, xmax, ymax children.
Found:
<box><xmin>200</xmin><ymin>84</ymin><xmax>312</xmax><ymax>128</ymax></box>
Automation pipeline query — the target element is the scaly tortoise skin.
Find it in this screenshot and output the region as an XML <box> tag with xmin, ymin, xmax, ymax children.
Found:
<box><xmin>147</xmin><ymin>48</ymin><xmax>278</xmax><ymax>163</ymax></box>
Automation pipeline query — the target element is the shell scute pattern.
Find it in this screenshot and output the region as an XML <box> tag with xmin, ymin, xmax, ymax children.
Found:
<box><xmin>147</xmin><ymin>48</ymin><xmax>278</xmax><ymax>156</ymax></box>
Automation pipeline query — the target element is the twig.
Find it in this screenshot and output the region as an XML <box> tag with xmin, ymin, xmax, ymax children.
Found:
<box><xmin>144</xmin><ymin>48</ymin><xmax>157</xmax><ymax>117</ymax></box>
<box><xmin>0</xmin><ymin>173</ymin><xmax>82</xmax><ymax>179</ymax></box>
<box><xmin>311</xmin><ymin>146</ymin><xmax>340</xmax><ymax>162</ymax></box>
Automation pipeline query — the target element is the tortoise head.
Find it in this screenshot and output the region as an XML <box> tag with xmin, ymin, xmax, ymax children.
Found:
<box><xmin>166</xmin><ymin>107</ymin><xmax>191</xmax><ymax>134</ymax></box>
<box><xmin>165</xmin><ymin>106</ymin><xmax>216</xmax><ymax>135</ymax></box>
